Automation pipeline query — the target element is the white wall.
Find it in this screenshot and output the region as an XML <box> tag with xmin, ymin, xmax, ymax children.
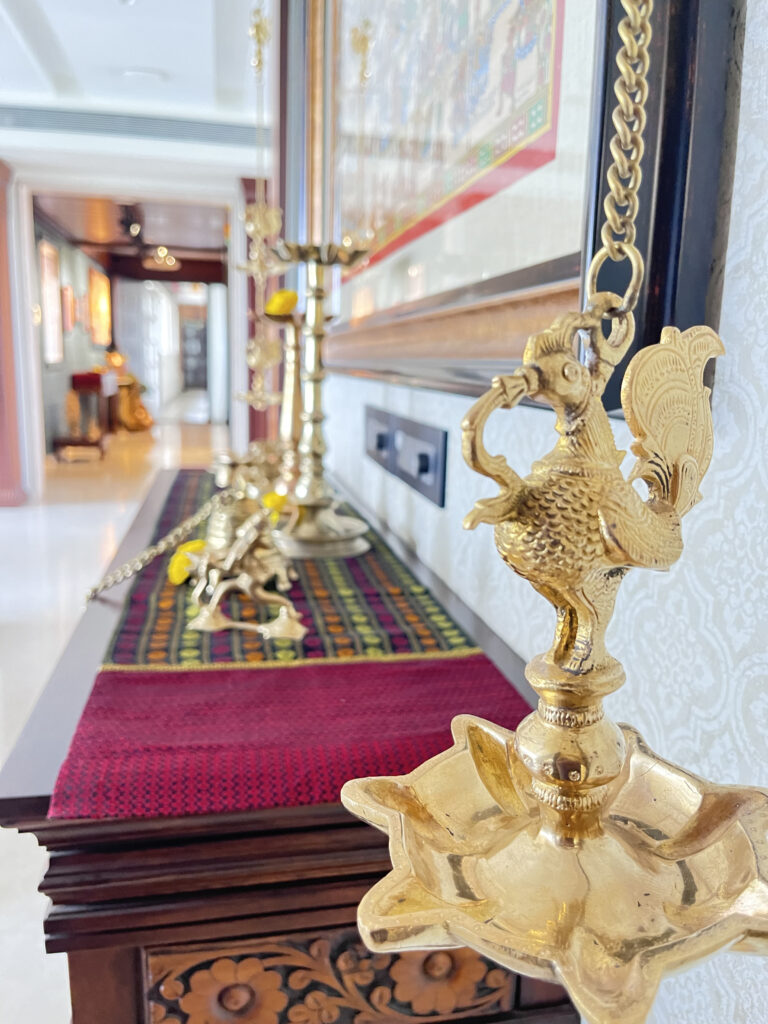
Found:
<box><xmin>113</xmin><ymin>278</ymin><xmax>181</xmax><ymax>417</ymax></box>
<box><xmin>207</xmin><ymin>282</ymin><xmax>229</xmax><ymax>424</ymax></box>
<box><xmin>324</xmin><ymin>1</ymin><xmax>768</xmax><ymax>1017</ymax></box>
<box><xmin>610</xmin><ymin>2</ymin><xmax>768</xmax><ymax>1014</ymax></box>
<box><xmin>112</xmin><ymin>278</ymin><xmax>148</xmax><ymax>383</ymax></box>
<box><xmin>157</xmin><ymin>285</ymin><xmax>182</xmax><ymax>409</ymax></box>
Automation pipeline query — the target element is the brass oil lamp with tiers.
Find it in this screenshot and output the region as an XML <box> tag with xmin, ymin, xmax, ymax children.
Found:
<box><xmin>341</xmin><ymin>4</ymin><xmax>768</xmax><ymax>1022</ymax></box>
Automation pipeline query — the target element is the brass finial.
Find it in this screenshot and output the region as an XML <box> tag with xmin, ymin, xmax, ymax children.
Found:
<box><xmin>249</xmin><ymin>5</ymin><xmax>271</xmax><ymax>77</ymax></box>
<box><xmin>350</xmin><ymin>18</ymin><xmax>373</xmax><ymax>88</ymax></box>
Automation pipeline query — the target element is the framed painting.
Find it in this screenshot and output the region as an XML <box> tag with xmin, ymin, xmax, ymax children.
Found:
<box><xmin>88</xmin><ymin>267</ymin><xmax>112</xmax><ymax>347</ymax></box>
<box><xmin>61</xmin><ymin>285</ymin><xmax>75</xmax><ymax>333</ymax></box>
<box><xmin>75</xmin><ymin>292</ymin><xmax>89</xmax><ymax>330</ymax></box>
<box><xmin>324</xmin><ymin>0</ymin><xmax>737</xmax><ymax>406</ymax></box>
<box><xmin>38</xmin><ymin>239</ymin><xmax>64</xmax><ymax>365</ymax></box>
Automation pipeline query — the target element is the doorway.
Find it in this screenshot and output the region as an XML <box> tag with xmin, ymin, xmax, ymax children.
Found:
<box><xmin>28</xmin><ymin>193</ymin><xmax>232</xmax><ymax>464</ymax></box>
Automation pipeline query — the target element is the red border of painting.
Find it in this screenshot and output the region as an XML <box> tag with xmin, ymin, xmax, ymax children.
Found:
<box><xmin>343</xmin><ymin>0</ymin><xmax>566</xmax><ymax>282</ymax></box>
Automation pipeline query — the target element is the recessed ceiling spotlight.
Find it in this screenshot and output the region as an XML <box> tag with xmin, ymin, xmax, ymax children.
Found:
<box><xmin>128</xmin><ymin>222</ymin><xmax>141</xmax><ymax>237</ymax></box>
<box><xmin>142</xmin><ymin>246</ymin><xmax>182</xmax><ymax>272</ymax></box>
<box><xmin>118</xmin><ymin>0</ymin><xmax>138</xmax><ymax>7</ymax></box>
<box><xmin>120</xmin><ymin>67</ymin><xmax>169</xmax><ymax>82</ymax></box>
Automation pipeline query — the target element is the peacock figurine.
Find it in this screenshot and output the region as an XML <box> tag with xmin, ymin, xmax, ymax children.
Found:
<box><xmin>462</xmin><ymin>304</ymin><xmax>723</xmax><ymax>681</ymax></box>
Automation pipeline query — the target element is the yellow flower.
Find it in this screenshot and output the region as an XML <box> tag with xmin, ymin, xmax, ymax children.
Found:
<box><xmin>261</xmin><ymin>491</ymin><xmax>287</xmax><ymax>512</ymax></box>
<box><xmin>265</xmin><ymin>289</ymin><xmax>298</xmax><ymax>316</ymax></box>
<box><xmin>167</xmin><ymin>539</ymin><xmax>207</xmax><ymax>585</ymax></box>
<box><xmin>261</xmin><ymin>490</ymin><xmax>288</xmax><ymax>526</ymax></box>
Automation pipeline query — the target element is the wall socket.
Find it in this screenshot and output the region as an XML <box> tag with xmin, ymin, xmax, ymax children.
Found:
<box><xmin>364</xmin><ymin>406</ymin><xmax>448</xmax><ymax>507</ymax></box>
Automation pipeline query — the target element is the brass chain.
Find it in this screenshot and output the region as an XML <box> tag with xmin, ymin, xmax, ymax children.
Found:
<box><xmin>85</xmin><ymin>485</ymin><xmax>242</xmax><ymax>602</ymax></box>
<box><xmin>586</xmin><ymin>0</ymin><xmax>652</xmax><ymax>316</ymax></box>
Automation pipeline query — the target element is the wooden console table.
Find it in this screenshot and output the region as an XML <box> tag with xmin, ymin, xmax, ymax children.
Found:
<box><xmin>0</xmin><ymin>471</ymin><xmax>577</xmax><ymax>1024</ymax></box>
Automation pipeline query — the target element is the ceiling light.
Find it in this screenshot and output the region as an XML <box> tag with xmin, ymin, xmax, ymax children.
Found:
<box><xmin>142</xmin><ymin>246</ymin><xmax>182</xmax><ymax>272</ymax></box>
<box><xmin>128</xmin><ymin>222</ymin><xmax>141</xmax><ymax>237</ymax></box>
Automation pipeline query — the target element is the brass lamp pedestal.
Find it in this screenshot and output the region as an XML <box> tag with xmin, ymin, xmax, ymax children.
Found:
<box><xmin>275</xmin><ymin>504</ymin><xmax>370</xmax><ymax>560</ymax></box>
<box><xmin>271</xmin><ymin>242</ymin><xmax>370</xmax><ymax>559</ymax></box>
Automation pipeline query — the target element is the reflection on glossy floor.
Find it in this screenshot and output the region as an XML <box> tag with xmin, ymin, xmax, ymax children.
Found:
<box><xmin>160</xmin><ymin>388</ymin><xmax>211</xmax><ymax>425</ymax></box>
<box><xmin>0</xmin><ymin>421</ymin><xmax>227</xmax><ymax>1024</ymax></box>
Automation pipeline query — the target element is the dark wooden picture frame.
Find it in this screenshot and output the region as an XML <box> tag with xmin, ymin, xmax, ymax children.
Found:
<box><xmin>325</xmin><ymin>0</ymin><xmax>738</xmax><ymax>406</ymax></box>
<box><xmin>585</xmin><ymin>0</ymin><xmax>738</xmax><ymax>410</ymax></box>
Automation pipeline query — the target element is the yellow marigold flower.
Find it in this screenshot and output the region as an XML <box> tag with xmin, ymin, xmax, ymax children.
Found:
<box><xmin>261</xmin><ymin>491</ymin><xmax>286</xmax><ymax>512</ymax></box>
<box><xmin>265</xmin><ymin>289</ymin><xmax>298</xmax><ymax>316</ymax></box>
<box><xmin>261</xmin><ymin>490</ymin><xmax>288</xmax><ymax>527</ymax></box>
<box><xmin>167</xmin><ymin>539</ymin><xmax>207</xmax><ymax>585</ymax></box>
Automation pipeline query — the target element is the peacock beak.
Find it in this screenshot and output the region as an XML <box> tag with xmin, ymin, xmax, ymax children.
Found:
<box><xmin>497</xmin><ymin>366</ymin><xmax>538</xmax><ymax>406</ymax></box>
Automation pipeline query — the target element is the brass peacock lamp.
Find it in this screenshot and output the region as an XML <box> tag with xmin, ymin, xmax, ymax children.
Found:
<box><xmin>341</xmin><ymin>3</ymin><xmax>768</xmax><ymax>1022</ymax></box>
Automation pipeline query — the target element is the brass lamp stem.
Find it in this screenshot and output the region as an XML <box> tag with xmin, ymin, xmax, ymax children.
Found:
<box><xmin>295</xmin><ymin>261</ymin><xmax>333</xmax><ymax>506</ymax></box>
<box><xmin>269</xmin><ymin>241</ymin><xmax>369</xmax><ymax>558</ymax></box>
<box><xmin>276</xmin><ymin>316</ymin><xmax>303</xmax><ymax>496</ymax></box>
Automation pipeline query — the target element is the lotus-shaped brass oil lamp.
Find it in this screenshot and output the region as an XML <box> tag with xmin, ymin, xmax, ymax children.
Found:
<box><xmin>341</xmin><ymin>3</ymin><xmax>768</xmax><ymax>1020</ymax></box>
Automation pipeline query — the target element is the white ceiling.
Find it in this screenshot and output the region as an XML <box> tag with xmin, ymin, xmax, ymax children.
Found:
<box><xmin>0</xmin><ymin>0</ymin><xmax>277</xmax><ymax>124</ymax></box>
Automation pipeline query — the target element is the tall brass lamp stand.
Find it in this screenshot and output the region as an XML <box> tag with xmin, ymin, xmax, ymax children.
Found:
<box><xmin>271</xmin><ymin>241</ymin><xmax>371</xmax><ymax>559</ymax></box>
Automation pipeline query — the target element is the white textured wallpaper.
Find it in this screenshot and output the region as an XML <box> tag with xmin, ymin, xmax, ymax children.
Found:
<box><xmin>325</xmin><ymin>2</ymin><xmax>768</xmax><ymax>1018</ymax></box>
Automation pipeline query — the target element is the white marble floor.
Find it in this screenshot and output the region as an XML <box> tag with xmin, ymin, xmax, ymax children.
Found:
<box><xmin>160</xmin><ymin>388</ymin><xmax>211</xmax><ymax>425</ymax></box>
<box><xmin>0</xmin><ymin>422</ymin><xmax>226</xmax><ymax>1023</ymax></box>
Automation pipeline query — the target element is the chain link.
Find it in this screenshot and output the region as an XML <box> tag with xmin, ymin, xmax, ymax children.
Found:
<box><xmin>85</xmin><ymin>485</ymin><xmax>242</xmax><ymax>602</ymax></box>
<box><xmin>587</xmin><ymin>0</ymin><xmax>653</xmax><ymax>315</ymax></box>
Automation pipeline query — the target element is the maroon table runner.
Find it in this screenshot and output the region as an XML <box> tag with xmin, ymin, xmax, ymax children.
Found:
<box><xmin>49</xmin><ymin>653</ymin><xmax>530</xmax><ymax>819</ymax></box>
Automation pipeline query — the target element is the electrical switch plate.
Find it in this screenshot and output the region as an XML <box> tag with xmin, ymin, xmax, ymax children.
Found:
<box><xmin>364</xmin><ymin>406</ymin><xmax>447</xmax><ymax>507</ymax></box>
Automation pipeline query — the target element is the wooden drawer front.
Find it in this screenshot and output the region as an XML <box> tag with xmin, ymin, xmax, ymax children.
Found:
<box><xmin>145</xmin><ymin>928</ymin><xmax>575</xmax><ymax>1023</ymax></box>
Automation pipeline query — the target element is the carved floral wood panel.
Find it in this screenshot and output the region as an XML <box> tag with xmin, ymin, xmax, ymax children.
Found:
<box><xmin>145</xmin><ymin>930</ymin><xmax>537</xmax><ymax>1024</ymax></box>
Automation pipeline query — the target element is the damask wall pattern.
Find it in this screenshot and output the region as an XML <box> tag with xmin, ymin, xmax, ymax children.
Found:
<box><xmin>325</xmin><ymin>2</ymin><xmax>768</xmax><ymax>1018</ymax></box>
